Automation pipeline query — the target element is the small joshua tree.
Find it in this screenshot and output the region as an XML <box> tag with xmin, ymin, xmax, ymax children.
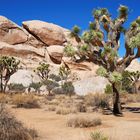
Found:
<box><xmin>36</xmin><ymin>63</ymin><xmax>50</xmax><ymax>80</ymax></box>
<box><xmin>43</xmin><ymin>79</ymin><xmax>59</xmax><ymax>95</ymax></box>
<box><xmin>64</xmin><ymin>5</ymin><xmax>140</xmax><ymax>115</ymax></box>
<box><xmin>0</xmin><ymin>56</ymin><xmax>20</xmax><ymax>93</ymax></box>
<box><xmin>59</xmin><ymin>64</ymin><xmax>75</xmax><ymax>96</ymax></box>
<box><xmin>59</xmin><ymin>64</ymin><xmax>71</xmax><ymax>83</ymax></box>
<box><xmin>36</xmin><ymin>63</ymin><xmax>59</xmax><ymax>95</ymax></box>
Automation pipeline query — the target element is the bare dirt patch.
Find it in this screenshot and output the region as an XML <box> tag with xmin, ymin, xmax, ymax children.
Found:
<box><xmin>9</xmin><ymin>103</ymin><xmax>140</xmax><ymax>140</ymax></box>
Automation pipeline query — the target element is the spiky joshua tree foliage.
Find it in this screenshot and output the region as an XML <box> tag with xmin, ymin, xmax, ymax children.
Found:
<box><xmin>0</xmin><ymin>56</ymin><xmax>20</xmax><ymax>93</ymax></box>
<box><xmin>36</xmin><ymin>63</ymin><xmax>50</xmax><ymax>80</ymax></box>
<box><xmin>64</xmin><ymin>5</ymin><xmax>140</xmax><ymax>115</ymax></box>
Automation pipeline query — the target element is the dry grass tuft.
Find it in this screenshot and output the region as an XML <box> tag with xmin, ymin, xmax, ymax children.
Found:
<box><xmin>0</xmin><ymin>104</ymin><xmax>38</xmax><ymax>140</ymax></box>
<box><xmin>46</xmin><ymin>105</ymin><xmax>56</xmax><ymax>111</ymax></box>
<box><xmin>12</xmin><ymin>94</ymin><xmax>40</xmax><ymax>108</ymax></box>
<box><xmin>56</xmin><ymin>107</ymin><xmax>77</xmax><ymax>115</ymax></box>
<box><xmin>0</xmin><ymin>93</ymin><xmax>10</xmax><ymax>103</ymax></box>
<box><xmin>67</xmin><ymin>115</ymin><xmax>102</xmax><ymax>128</ymax></box>
<box><xmin>121</xmin><ymin>93</ymin><xmax>140</xmax><ymax>103</ymax></box>
<box><xmin>90</xmin><ymin>131</ymin><xmax>109</xmax><ymax>140</ymax></box>
<box><xmin>84</xmin><ymin>94</ymin><xmax>110</xmax><ymax>109</ymax></box>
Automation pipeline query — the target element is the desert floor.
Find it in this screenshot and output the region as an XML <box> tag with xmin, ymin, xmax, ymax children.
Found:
<box><xmin>10</xmin><ymin>103</ymin><xmax>140</xmax><ymax>140</ymax></box>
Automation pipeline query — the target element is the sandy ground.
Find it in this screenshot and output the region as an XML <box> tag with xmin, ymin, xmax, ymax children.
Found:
<box><xmin>10</xmin><ymin>103</ymin><xmax>140</xmax><ymax>140</ymax></box>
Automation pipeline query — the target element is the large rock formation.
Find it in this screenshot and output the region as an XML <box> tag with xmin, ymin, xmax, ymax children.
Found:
<box><xmin>22</xmin><ymin>20</ymin><xmax>66</xmax><ymax>46</ymax></box>
<box><xmin>73</xmin><ymin>76</ymin><xmax>109</xmax><ymax>95</ymax></box>
<box><xmin>0</xmin><ymin>16</ymin><xmax>27</xmax><ymax>45</ymax></box>
<box><xmin>0</xmin><ymin>15</ymin><xmax>139</xmax><ymax>95</ymax></box>
<box><xmin>47</xmin><ymin>45</ymin><xmax>64</xmax><ymax>64</ymax></box>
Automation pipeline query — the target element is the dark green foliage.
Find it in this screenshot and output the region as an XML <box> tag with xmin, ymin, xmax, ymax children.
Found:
<box><xmin>118</xmin><ymin>5</ymin><xmax>128</xmax><ymax>18</ymax></box>
<box><xmin>105</xmin><ymin>84</ymin><xmax>113</xmax><ymax>94</ymax></box>
<box><xmin>61</xmin><ymin>81</ymin><xmax>75</xmax><ymax>96</ymax></box>
<box><xmin>49</xmin><ymin>74</ymin><xmax>61</xmax><ymax>82</ymax></box>
<box><xmin>84</xmin><ymin>94</ymin><xmax>110</xmax><ymax>109</ymax></box>
<box><xmin>29</xmin><ymin>82</ymin><xmax>42</xmax><ymax>92</ymax></box>
<box><xmin>43</xmin><ymin>79</ymin><xmax>59</xmax><ymax>94</ymax></box>
<box><xmin>89</xmin><ymin>22</ymin><xmax>96</xmax><ymax>30</ymax></box>
<box><xmin>92</xmin><ymin>8</ymin><xmax>109</xmax><ymax>19</ymax></box>
<box><xmin>70</xmin><ymin>25</ymin><xmax>80</xmax><ymax>36</ymax></box>
<box><xmin>131</xmin><ymin>21</ymin><xmax>138</xmax><ymax>28</ymax></box>
<box><xmin>8</xmin><ymin>83</ymin><xmax>25</xmax><ymax>92</ymax></box>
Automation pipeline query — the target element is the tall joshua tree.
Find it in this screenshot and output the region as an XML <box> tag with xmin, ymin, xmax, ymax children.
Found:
<box><xmin>64</xmin><ymin>5</ymin><xmax>140</xmax><ymax>115</ymax></box>
<box><xmin>0</xmin><ymin>56</ymin><xmax>20</xmax><ymax>93</ymax></box>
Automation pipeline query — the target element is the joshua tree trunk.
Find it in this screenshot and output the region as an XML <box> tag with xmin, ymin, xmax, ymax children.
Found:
<box><xmin>0</xmin><ymin>76</ymin><xmax>3</xmax><ymax>93</ymax></box>
<box><xmin>133</xmin><ymin>81</ymin><xmax>140</xmax><ymax>94</ymax></box>
<box><xmin>112</xmin><ymin>83</ymin><xmax>122</xmax><ymax>115</ymax></box>
<box><xmin>3</xmin><ymin>79</ymin><xmax>9</xmax><ymax>93</ymax></box>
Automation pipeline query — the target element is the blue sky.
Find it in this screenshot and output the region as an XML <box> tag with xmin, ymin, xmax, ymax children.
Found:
<box><xmin>0</xmin><ymin>0</ymin><xmax>140</xmax><ymax>57</ymax></box>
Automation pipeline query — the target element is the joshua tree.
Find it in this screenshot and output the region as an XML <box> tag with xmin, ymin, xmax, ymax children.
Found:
<box><xmin>59</xmin><ymin>64</ymin><xmax>71</xmax><ymax>83</ymax></box>
<box><xmin>0</xmin><ymin>56</ymin><xmax>20</xmax><ymax>93</ymax></box>
<box><xmin>36</xmin><ymin>63</ymin><xmax>59</xmax><ymax>95</ymax></box>
<box><xmin>59</xmin><ymin>64</ymin><xmax>75</xmax><ymax>96</ymax></box>
<box><xmin>36</xmin><ymin>63</ymin><xmax>50</xmax><ymax>80</ymax></box>
<box><xmin>64</xmin><ymin>5</ymin><xmax>140</xmax><ymax>115</ymax></box>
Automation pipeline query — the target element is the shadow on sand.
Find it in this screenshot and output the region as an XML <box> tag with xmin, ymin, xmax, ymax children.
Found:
<box><xmin>124</xmin><ymin>106</ymin><xmax>140</xmax><ymax>113</ymax></box>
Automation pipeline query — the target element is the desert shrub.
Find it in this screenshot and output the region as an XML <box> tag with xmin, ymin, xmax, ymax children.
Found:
<box><xmin>56</xmin><ymin>107</ymin><xmax>77</xmax><ymax>115</ymax></box>
<box><xmin>76</xmin><ymin>103</ymin><xmax>87</xmax><ymax>112</ymax></box>
<box><xmin>29</xmin><ymin>82</ymin><xmax>42</xmax><ymax>93</ymax></box>
<box><xmin>47</xmin><ymin>99</ymin><xmax>60</xmax><ymax>105</ymax></box>
<box><xmin>46</xmin><ymin>105</ymin><xmax>56</xmax><ymax>111</ymax></box>
<box><xmin>105</xmin><ymin>84</ymin><xmax>113</xmax><ymax>94</ymax></box>
<box><xmin>67</xmin><ymin>115</ymin><xmax>101</xmax><ymax>128</ymax></box>
<box><xmin>49</xmin><ymin>74</ymin><xmax>61</xmax><ymax>82</ymax></box>
<box><xmin>52</xmin><ymin>82</ymin><xmax>75</xmax><ymax>96</ymax></box>
<box><xmin>84</xmin><ymin>94</ymin><xmax>110</xmax><ymax>109</ymax></box>
<box><xmin>121</xmin><ymin>93</ymin><xmax>140</xmax><ymax>103</ymax></box>
<box><xmin>0</xmin><ymin>94</ymin><xmax>9</xmax><ymax>103</ymax></box>
<box><xmin>0</xmin><ymin>104</ymin><xmax>38</xmax><ymax>140</ymax></box>
<box><xmin>43</xmin><ymin>79</ymin><xmax>59</xmax><ymax>95</ymax></box>
<box><xmin>61</xmin><ymin>81</ymin><xmax>75</xmax><ymax>96</ymax></box>
<box><xmin>90</xmin><ymin>131</ymin><xmax>109</xmax><ymax>140</ymax></box>
<box><xmin>8</xmin><ymin>83</ymin><xmax>25</xmax><ymax>92</ymax></box>
<box><xmin>12</xmin><ymin>94</ymin><xmax>40</xmax><ymax>108</ymax></box>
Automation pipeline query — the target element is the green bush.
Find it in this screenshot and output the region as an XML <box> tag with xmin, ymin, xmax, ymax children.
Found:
<box><xmin>61</xmin><ymin>81</ymin><xmax>75</xmax><ymax>96</ymax></box>
<box><xmin>67</xmin><ymin>115</ymin><xmax>101</xmax><ymax>128</ymax></box>
<box><xmin>105</xmin><ymin>84</ymin><xmax>113</xmax><ymax>94</ymax></box>
<box><xmin>43</xmin><ymin>79</ymin><xmax>59</xmax><ymax>95</ymax></box>
<box><xmin>29</xmin><ymin>82</ymin><xmax>42</xmax><ymax>92</ymax></box>
<box><xmin>84</xmin><ymin>94</ymin><xmax>110</xmax><ymax>109</ymax></box>
<box><xmin>8</xmin><ymin>83</ymin><xmax>25</xmax><ymax>92</ymax></box>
